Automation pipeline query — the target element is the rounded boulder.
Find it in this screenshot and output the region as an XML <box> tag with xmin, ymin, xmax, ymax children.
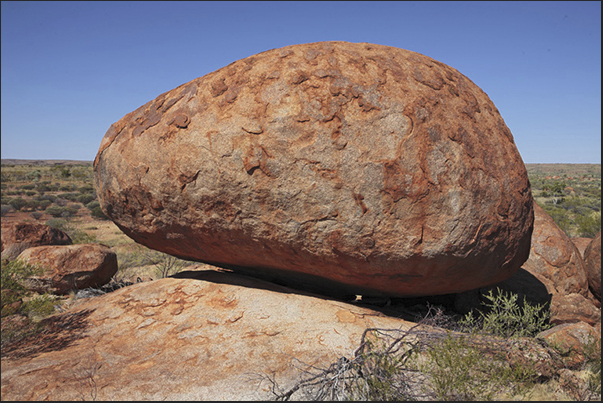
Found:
<box><xmin>94</xmin><ymin>41</ymin><xmax>533</xmax><ymax>297</ymax></box>
<box><xmin>16</xmin><ymin>244</ymin><xmax>118</xmax><ymax>295</ymax></box>
<box><xmin>584</xmin><ymin>231</ymin><xmax>601</xmax><ymax>301</ymax></box>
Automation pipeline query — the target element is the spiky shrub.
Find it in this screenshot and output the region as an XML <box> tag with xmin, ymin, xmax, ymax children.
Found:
<box><xmin>417</xmin><ymin>332</ymin><xmax>540</xmax><ymax>401</ymax></box>
<box><xmin>458</xmin><ymin>287</ymin><xmax>552</xmax><ymax>338</ymax></box>
<box><xmin>1</xmin><ymin>259</ymin><xmax>41</xmax><ymax>313</ymax></box>
<box><xmin>1</xmin><ymin>259</ymin><xmax>58</xmax><ymax>318</ymax></box>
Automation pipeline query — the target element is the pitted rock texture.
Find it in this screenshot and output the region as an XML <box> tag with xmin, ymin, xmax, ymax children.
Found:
<box><xmin>94</xmin><ymin>41</ymin><xmax>533</xmax><ymax>297</ymax></box>
<box><xmin>538</xmin><ymin>322</ymin><xmax>601</xmax><ymax>369</ymax></box>
<box><xmin>584</xmin><ymin>231</ymin><xmax>601</xmax><ymax>301</ymax></box>
<box><xmin>1</xmin><ymin>222</ymin><xmax>72</xmax><ymax>261</ymax></box>
<box><xmin>16</xmin><ymin>244</ymin><xmax>118</xmax><ymax>295</ymax></box>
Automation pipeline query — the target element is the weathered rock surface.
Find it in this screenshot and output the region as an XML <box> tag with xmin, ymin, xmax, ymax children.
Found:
<box><xmin>15</xmin><ymin>244</ymin><xmax>118</xmax><ymax>295</ymax></box>
<box><xmin>94</xmin><ymin>41</ymin><xmax>533</xmax><ymax>298</ymax></box>
<box><xmin>538</xmin><ymin>322</ymin><xmax>600</xmax><ymax>369</ymax></box>
<box><xmin>571</xmin><ymin>237</ymin><xmax>592</xmax><ymax>258</ymax></box>
<box><xmin>584</xmin><ymin>231</ymin><xmax>601</xmax><ymax>301</ymax></box>
<box><xmin>0</xmin><ymin>270</ymin><xmax>416</xmax><ymax>401</ymax></box>
<box><xmin>1</xmin><ymin>222</ymin><xmax>72</xmax><ymax>261</ymax></box>
<box><xmin>456</xmin><ymin>202</ymin><xmax>600</xmax><ymax>325</ymax></box>
<box><xmin>522</xmin><ymin>203</ymin><xmax>592</xmax><ymax>299</ymax></box>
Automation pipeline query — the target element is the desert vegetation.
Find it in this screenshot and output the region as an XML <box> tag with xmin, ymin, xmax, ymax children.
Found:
<box><xmin>264</xmin><ymin>290</ymin><xmax>600</xmax><ymax>401</ymax></box>
<box><xmin>526</xmin><ymin>164</ymin><xmax>601</xmax><ymax>238</ymax></box>
<box><xmin>1</xmin><ymin>161</ymin><xmax>197</xmax><ymax>351</ymax></box>
<box><xmin>1</xmin><ymin>161</ymin><xmax>196</xmax><ymax>278</ymax></box>
<box><xmin>1</xmin><ymin>161</ymin><xmax>601</xmax><ymax>400</ymax></box>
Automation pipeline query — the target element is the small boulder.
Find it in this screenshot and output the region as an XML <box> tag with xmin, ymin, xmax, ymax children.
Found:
<box><xmin>1</xmin><ymin>222</ymin><xmax>72</xmax><ymax>261</ymax></box>
<box><xmin>15</xmin><ymin>244</ymin><xmax>118</xmax><ymax>295</ymax></box>
<box><xmin>538</xmin><ymin>321</ymin><xmax>600</xmax><ymax>369</ymax></box>
<box><xmin>549</xmin><ymin>293</ymin><xmax>601</xmax><ymax>326</ymax></box>
<box><xmin>583</xmin><ymin>231</ymin><xmax>601</xmax><ymax>301</ymax></box>
<box><xmin>523</xmin><ymin>203</ymin><xmax>590</xmax><ymax>298</ymax></box>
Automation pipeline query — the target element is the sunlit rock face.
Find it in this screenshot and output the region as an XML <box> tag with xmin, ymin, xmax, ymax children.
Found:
<box><xmin>94</xmin><ymin>41</ymin><xmax>533</xmax><ymax>297</ymax></box>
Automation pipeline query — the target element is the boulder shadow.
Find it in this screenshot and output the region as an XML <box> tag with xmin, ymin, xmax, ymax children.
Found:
<box><xmin>170</xmin><ymin>267</ymin><xmax>358</xmax><ymax>303</ymax></box>
<box><xmin>1</xmin><ymin>308</ymin><xmax>94</xmax><ymax>360</ymax></box>
<box><xmin>169</xmin><ymin>266</ymin><xmax>553</xmax><ymax>325</ymax></box>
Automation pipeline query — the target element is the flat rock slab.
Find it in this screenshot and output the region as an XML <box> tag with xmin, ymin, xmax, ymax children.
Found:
<box><xmin>94</xmin><ymin>41</ymin><xmax>533</xmax><ymax>297</ymax></box>
<box><xmin>1</xmin><ymin>271</ymin><xmax>415</xmax><ymax>401</ymax></box>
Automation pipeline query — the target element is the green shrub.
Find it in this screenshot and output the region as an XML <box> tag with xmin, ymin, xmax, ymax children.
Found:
<box><xmin>45</xmin><ymin>218</ymin><xmax>69</xmax><ymax>232</ymax></box>
<box><xmin>1</xmin><ymin>259</ymin><xmax>44</xmax><ymax>317</ymax></box>
<box><xmin>583</xmin><ymin>334</ymin><xmax>601</xmax><ymax>397</ymax></box>
<box><xmin>21</xmin><ymin>294</ymin><xmax>57</xmax><ymax>320</ymax></box>
<box><xmin>421</xmin><ymin>333</ymin><xmax>499</xmax><ymax>400</ymax></box>
<box><xmin>77</xmin><ymin>184</ymin><xmax>94</xmax><ymax>194</ymax></box>
<box><xmin>66</xmin><ymin>203</ymin><xmax>82</xmax><ymax>215</ymax></box>
<box><xmin>90</xmin><ymin>206</ymin><xmax>108</xmax><ymax>220</ymax></box>
<box><xmin>576</xmin><ymin>212</ymin><xmax>601</xmax><ymax>238</ymax></box>
<box><xmin>69</xmin><ymin>230</ymin><xmax>97</xmax><ymax>245</ymax></box>
<box><xmin>8</xmin><ymin>197</ymin><xmax>27</xmax><ymax>211</ymax></box>
<box><xmin>24</xmin><ymin>199</ymin><xmax>42</xmax><ymax>211</ymax></box>
<box><xmin>459</xmin><ymin>288</ymin><xmax>552</xmax><ymax>338</ymax></box>
<box><xmin>86</xmin><ymin>200</ymin><xmax>100</xmax><ymax>210</ymax></box>
<box><xmin>37</xmin><ymin>199</ymin><xmax>52</xmax><ymax>210</ymax></box>
<box><xmin>58</xmin><ymin>192</ymin><xmax>78</xmax><ymax>202</ymax></box>
<box><xmin>418</xmin><ymin>332</ymin><xmax>538</xmax><ymax>401</ymax></box>
<box><xmin>30</xmin><ymin>211</ymin><xmax>43</xmax><ymax>220</ymax></box>
<box><xmin>45</xmin><ymin>205</ymin><xmax>67</xmax><ymax>217</ymax></box>
<box><xmin>76</xmin><ymin>193</ymin><xmax>95</xmax><ymax>205</ymax></box>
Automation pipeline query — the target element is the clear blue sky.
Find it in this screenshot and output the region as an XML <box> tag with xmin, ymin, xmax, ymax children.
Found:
<box><xmin>1</xmin><ymin>1</ymin><xmax>601</xmax><ymax>163</ymax></box>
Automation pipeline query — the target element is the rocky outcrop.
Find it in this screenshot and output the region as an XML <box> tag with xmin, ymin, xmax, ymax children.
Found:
<box><xmin>94</xmin><ymin>41</ymin><xmax>533</xmax><ymax>298</ymax></box>
<box><xmin>455</xmin><ymin>202</ymin><xmax>600</xmax><ymax>326</ymax></box>
<box><xmin>538</xmin><ymin>322</ymin><xmax>600</xmax><ymax>368</ymax></box>
<box><xmin>1</xmin><ymin>222</ymin><xmax>72</xmax><ymax>261</ymax></box>
<box><xmin>522</xmin><ymin>203</ymin><xmax>592</xmax><ymax>299</ymax></box>
<box><xmin>0</xmin><ymin>270</ymin><xmax>417</xmax><ymax>400</ymax></box>
<box><xmin>15</xmin><ymin>244</ymin><xmax>118</xmax><ymax>295</ymax></box>
<box><xmin>571</xmin><ymin>237</ymin><xmax>592</xmax><ymax>258</ymax></box>
<box><xmin>584</xmin><ymin>231</ymin><xmax>601</xmax><ymax>301</ymax></box>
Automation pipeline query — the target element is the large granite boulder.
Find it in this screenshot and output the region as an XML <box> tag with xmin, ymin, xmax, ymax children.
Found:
<box><xmin>584</xmin><ymin>231</ymin><xmax>601</xmax><ymax>301</ymax></box>
<box><xmin>15</xmin><ymin>244</ymin><xmax>118</xmax><ymax>295</ymax></box>
<box><xmin>1</xmin><ymin>222</ymin><xmax>72</xmax><ymax>261</ymax></box>
<box><xmin>94</xmin><ymin>41</ymin><xmax>533</xmax><ymax>298</ymax></box>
